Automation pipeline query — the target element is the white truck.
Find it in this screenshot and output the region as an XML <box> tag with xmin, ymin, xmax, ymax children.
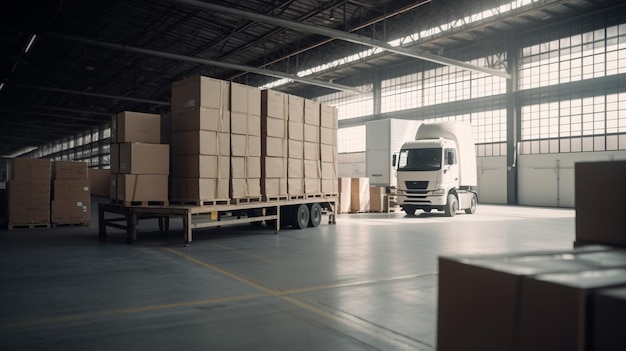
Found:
<box><xmin>393</xmin><ymin>121</ymin><xmax>478</xmax><ymax>216</ymax></box>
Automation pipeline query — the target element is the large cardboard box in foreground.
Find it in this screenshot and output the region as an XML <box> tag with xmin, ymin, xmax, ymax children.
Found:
<box><xmin>171</xmin><ymin>76</ymin><xmax>230</xmax><ymax>111</ymax></box>
<box><xmin>11</xmin><ymin>158</ymin><xmax>51</xmax><ymax>180</ymax></box>
<box><xmin>88</xmin><ymin>169</ymin><xmax>111</xmax><ymax>197</ymax></box>
<box><xmin>111</xmin><ymin>111</ymin><xmax>161</xmax><ymax>144</ymax></box>
<box><xmin>575</xmin><ymin>160</ymin><xmax>626</xmax><ymax>247</ymax></box>
<box><xmin>115</xmin><ymin>174</ymin><xmax>168</xmax><ymax>202</ymax></box>
<box><xmin>51</xmin><ymin>199</ymin><xmax>89</xmax><ymax>223</ymax></box>
<box><xmin>118</xmin><ymin>143</ymin><xmax>170</xmax><ymax>175</ymax></box>
<box><xmin>350</xmin><ymin>177</ymin><xmax>370</xmax><ymax>212</ymax></box>
<box><xmin>53</xmin><ymin>161</ymin><xmax>88</xmax><ymax>180</ymax></box>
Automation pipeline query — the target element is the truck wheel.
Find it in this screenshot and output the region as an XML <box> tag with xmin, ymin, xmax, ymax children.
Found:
<box><xmin>403</xmin><ymin>207</ymin><xmax>416</xmax><ymax>216</ymax></box>
<box><xmin>423</xmin><ymin>208</ymin><xmax>432</xmax><ymax>213</ymax></box>
<box><xmin>444</xmin><ymin>194</ymin><xmax>458</xmax><ymax>217</ymax></box>
<box><xmin>293</xmin><ymin>204</ymin><xmax>310</xmax><ymax>229</ymax></box>
<box><xmin>308</xmin><ymin>203</ymin><xmax>322</xmax><ymax>227</ymax></box>
<box><xmin>464</xmin><ymin>194</ymin><xmax>477</xmax><ymax>214</ymax></box>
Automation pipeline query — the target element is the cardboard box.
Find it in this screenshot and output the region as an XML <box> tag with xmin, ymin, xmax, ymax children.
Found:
<box><xmin>248</xmin><ymin>156</ymin><xmax>261</xmax><ymax>178</ymax></box>
<box><xmin>288</xmin><ymin>121</ymin><xmax>304</xmax><ymax>141</ymax></box>
<box><xmin>53</xmin><ymin>161</ymin><xmax>88</xmax><ymax>180</ymax></box>
<box><xmin>231</xmin><ymin>82</ymin><xmax>261</xmax><ymax>116</ymax></box>
<box><xmin>288</xmin><ymin>95</ymin><xmax>304</xmax><ymax>123</ymax></box>
<box><xmin>304</xmin><ymin>178</ymin><xmax>320</xmax><ymax>194</ymax></box>
<box><xmin>288</xmin><ymin>140</ymin><xmax>304</xmax><ymax>159</ymax></box>
<box><xmin>172</xmin><ymin>130</ymin><xmax>217</xmax><ymax>155</ymax></box>
<box><xmin>519</xmin><ymin>268</ymin><xmax>626</xmax><ymax>351</ymax></box>
<box><xmin>304</xmin><ymin>99</ymin><xmax>320</xmax><ymax>125</ymax></box>
<box><xmin>171</xmin><ymin>177</ymin><xmax>229</xmax><ymax>201</ymax></box>
<box><xmin>591</xmin><ymin>286</ymin><xmax>626</xmax><ymax>351</ymax></box>
<box><xmin>171</xmin><ymin>107</ymin><xmax>230</xmax><ymax>133</ymax></box>
<box><xmin>321</xmin><ymin>179</ymin><xmax>338</xmax><ymax>194</ymax></box>
<box><xmin>369</xmin><ymin>187</ymin><xmax>386</xmax><ymax>212</ymax></box>
<box><xmin>288</xmin><ymin>158</ymin><xmax>304</xmax><ymax>179</ymax></box>
<box><xmin>320</xmin><ymin>126</ymin><xmax>335</xmax><ymax>146</ymax></box>
<box><xmin>350</xmin><ymin>177</ymin><xmax>370</xmax><ymax>212</ymax></box>
<box><xmin>575</xmin><ymin>161</ymin><xmax>626</xmax><ymax>247</ymax></box>
<box><xmin>263</xmin><ymin>136</ymin><xmax>287</xmax><ymax>158</ymax></box>
<box><xmin>248</xmin><ymin>135</ymin><xmax>261</xmax><ymax>157</ymax></box>
<box><xmin>304</xmin><ymin>141</ymin><xmax>319</xmax><ymax>160</ymax></box>
<box><xmin>110</xmin><ymin>143</ymin><xmax>120</xmax><ymax>173</ymax></box>
<box><xmin>171</xmin><ymin>76</ymin><xmax>230</xmax><ymax>111</ymax></box>
<box><xmin>320</xmin><ymin>144</ymin><xmax>335</xmax><ymax>162</ymax></box>
<box><xmin>172</xmin><ymin>155</ymin><xmax>227</xmax><ymax>179</ymax></box>
<box><xmin>88</xmin><ymin>169</ymin><xmax>111</xmax><ymax>197</ymax></box>
<box><xmin>231</xmin><ymin>134</ymin><xmax>247</xmax><ymax>157</ymax></box>
<box><xmin>116</xmin><ymin>174</ymin><xmax>168</xmax><ymax>202</ymax></box>
<box><xmin>231</xmin><ymin>113</ymin><xmax>261</xmax><ymax>136</ymax></box>
<box><xmin>231</xmin><ymin>178</ymin><xmax>261</xmax><ymax>198</ymax></box>
<box><xmin>111</xmin><ymin>111</ymin><xmax>161</xmax><ymax>144</ymax></box>
<box><xmin>338</xmin><ymin>177</ymin><xmax>351</xmax><ymax>213</ymax></box>
<box><xmin>262</xmin><ymin>177</ymin><xmax>288</xmax><ymax>197</ymax></box>
<box><xmin>304</xmin><ymin>124</ymin><xmax>320</xmax><ymax>143</ymax></box>
<box><xmin>288</xmin><ymin>178</ymin><xmax>304</xmax><ymax>195</ymax></box>
<box><xmin>119</xmin><ymin>143</ymin><xmax>169</xmax><ymax>175</ymax></box>
<box><xmin>230</xmin><ymin>157</ymin><xmax>260</xmax><ymax>179</ymax></box>
<box><xmin>51</xmin><ymin>199</ymin><xmax>89</xmax><ymax>223</ymax></box>
<box><xmin>262</xmin><ymin>116</ymin><xmax>287</xmax><ymax>138</ymax></box>
<box><xmin>261</xmin><ymin>89</ymin><xmax>287</xmax><ymax>120</ymax></box>
<box><xmin>320</xmin><ymin>104</ymin><xmax>337</xmax><ymax>128</ymax></box>
<box><xmin>53</xmin><ymin>179</ymin><xmax>90</xmax><ymax>200</ymax></box>
<box><xmin>321</xmin><ymin>161</ymin><xmax>336</xmax><ymax>180</ymax></box>
<box><xmin>263</xmin><ymin>157</ymin><xmax>287</xmax><ymax>178</ymax></box>
<box><xmin>11</xmin><ymin>158</ymin><xmax>51</xmax><ymax>180</ymax></box>
<box><xmin>304</xmin><ymin>160</ymin><xmax>320</xmax><ymax>178</ymax></box>
<box><xmin>8</xmin><ymin>203</ymin><xmax>49</xmax><ymax>224</ymax></box>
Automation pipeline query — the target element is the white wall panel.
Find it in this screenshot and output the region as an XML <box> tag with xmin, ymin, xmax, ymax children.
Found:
<box><xmin>477</xmin><ymin>156</ymin><xmax>507</xmax><ymax>204</ymax></box>
<box><xmin>518</xmin><ymin>151</ymin><xmax>626</xmax><ymax>207</ymax></box>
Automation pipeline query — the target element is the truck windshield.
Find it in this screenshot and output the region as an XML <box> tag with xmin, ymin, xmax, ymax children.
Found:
<box><xmin>397</xmin><ymin>148</ymin><xmax>442</xmax><ymax>171</ymax></box>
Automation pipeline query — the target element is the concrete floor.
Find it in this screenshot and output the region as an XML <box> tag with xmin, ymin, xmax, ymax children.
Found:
<box><xmin>0</xmin><ymin>199</ymin><xmax>576</xmax><ymax>350</ymax></box>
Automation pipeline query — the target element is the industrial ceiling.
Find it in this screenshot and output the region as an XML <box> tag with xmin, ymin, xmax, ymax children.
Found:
<box><xmin>0</xmin><ymin>0</ymin><xmax>621</xmax><ymax>157</ymax></box>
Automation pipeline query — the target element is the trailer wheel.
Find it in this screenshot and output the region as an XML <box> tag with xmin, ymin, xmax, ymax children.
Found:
<box><xmin>464</xmin><ymin>194</ymin><xmax>477</xmax><ymax>214</ymax></box>
<box><xmin>444</xmin><ymin>194</ymin><xmax>458</xmax><ymax>217</ymax></box>
<box><xmin>403</xmin><ymin>207</ymin><xmax>416</xmax><ymax>216</ymax></box>
<box><xmin>308</xmin><ymin>203</ymin><xmax>322</xmax><ymax>227</ymax></box>
<box><xmin>293</xmin><ymin>204</ymin><xmax>310</xmax><ymax>229</ymax></box>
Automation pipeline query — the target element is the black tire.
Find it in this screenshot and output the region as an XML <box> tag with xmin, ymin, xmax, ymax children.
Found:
<box><xmin>444</xmin><ymin>194</ymin><xmax>458</xmax><ymax>217</ymax></box>
<box><xmin>293</xmin><ymin>204</ymin><xmax>310</xmax><ymax>229</ymax></box>
<box><xmin>464</xmin><ymin>194</ymin><xmax>477</xmax><ymax>214</ymax></box>
<box><xmin>423</xmin><ymin>208</ymin><xmax>432</xmax><ymax>213</ymax></box>
<box><xmin>308</xmin><ymin>203</ymin><xmax>322</xmax><ymax>227</ymax></box>
<box><xmin>403</xmin><ymin>207</ymin><xmax>416</xmax><ymax>216</ymax></box>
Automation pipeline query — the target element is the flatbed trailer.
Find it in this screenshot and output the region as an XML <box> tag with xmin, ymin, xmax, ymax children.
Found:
<box><xmin>98</xmin><ymin>197</ymin><xmax>337</xmax><ymax>245</ymax></box>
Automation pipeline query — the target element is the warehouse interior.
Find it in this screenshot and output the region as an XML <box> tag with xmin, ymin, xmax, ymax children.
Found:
<box><xmin>1</xmin><ymin>0</ymin><xmax>626</xmax><ymax>350</ymax></box>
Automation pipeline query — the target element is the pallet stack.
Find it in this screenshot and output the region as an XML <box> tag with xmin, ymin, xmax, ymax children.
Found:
<box><xmin>320</xmin><ymin>104</ymin><xmax>339</xmax><ymax>196</ymax></box>
<box><xmin>110</xmin><ymin>111</ymin><xmax>169</xmax><ymax>206</ymax></box>
<box><xmin>231</xmin><ymin>82</ymin><xmax>262</xmax><ymax>202</ymax></box>
<box><xmin>169</xmin><ymin>77</ymin><xmax>230</xmax><ymax>205</ymax></box>
<box><xmin>287</xmin><ymin>95</ymin><xmax>305</xmax><ymax>197</ymax></box>
<box><xmin>7</xmin><ymin>158</ymin><xmax>51</xmax><ymax>229</ymax></box>
<box><xmin>303</xmin><ymin>99</ymin><xmax>322</xmax><ymax>195</ymax></box>
<box><xmin>51</xmin><ymin>161</ymin><xmax>90</xmax><ymax>225</ymax></box>
<box><xmin>261</xmin><ymin>90</ymin><xmax>289</xmax><ymax>200</ymax></box>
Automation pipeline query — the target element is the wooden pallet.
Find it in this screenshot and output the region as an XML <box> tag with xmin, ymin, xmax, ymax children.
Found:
<box><xmin>288</xmin><ymin>194</ymin><xmax>306</xmax><ymax>200</ymax></box>
<box><xmin>52</xmin><ymin>222</ymin><xmax>91</xmax><ymax>228</ymax></box>
<box><xmin>230</xmin><ymin>196</ymin><xmax>262</xmax><ymax>205</ymax></box>
<box><xmin>305</xmin><ymin>193</ymin><xmax>324</xmax><ymax>199</ymax></box>
<box><xmin>263</xmin><ymin>195</ymin><xmax>288</xmax><ymax>202</ymax></box>
<box><xmin>111</xmin><ymin>199</ymin><xmax>168</xmax><ymax>207</ymax></box>
<box><xmin>169</xmin><ymin>199</ymin><xmax>230</xmax><ymax>206</ymax></box>
<box><xmin>323</xmin><ymin>193</ymin><xmax>339</xmax><ymax>198</ymax></box>
<box><xmin>8</xmin><ymin>223</ymin><xmax>51</xmax><ymax>230</ymax></box>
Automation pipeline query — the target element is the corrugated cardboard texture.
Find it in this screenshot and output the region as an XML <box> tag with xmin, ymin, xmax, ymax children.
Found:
<box><xmin>88</xmin><ymin>169</ymin><xmax>111</xmax><ymax>197</ymax></box>
<box><xmin>261</xmin><ymin>89</ymin><xmax>287</xmax><ymax>120</ymax></box>
<box><xmin>116</xmin><ymin>174</ymin><xmax>168</xmax><ymax>201</ymax></box>
<box><xmin>303</xmin><ymin>124</ymin><xmax>320</xmax><ymax>143</ymax></box>
<box><xmin>11</xmin><ymin>158</ymin><xmax>51</xmax><ymax>180</ymax></box>
<box><xmin>113</xmin><ymin>111</ymin><xmax>161</xmax><ymax>144</ymax></box>
<box><xmin>171</xmin><ymin>130</ymin><xmax>218</xmax><ymax>155</ymax></box>
<box><xmin>171</xmin><ymin>107</ymin><xmax>229</xmax><ymax>133</ymax></box>
<box><xmin>119</xmin><ymin>143</ymin><xmax>169</xmax><ymax>175</ymax></box>
<box><xmin>171</xmin><ymin>76</ymin><xmax>230</xmax><ymax>111</ymax></box>
<box><xmin>304</xmin><ymin>99</ymin><xmax>320</xmax><ymax>126</ymax></box>
<box><xmin>53</xmin><ymin>161</ymin><xmax>88</xmax><ymax>180</ymax></box>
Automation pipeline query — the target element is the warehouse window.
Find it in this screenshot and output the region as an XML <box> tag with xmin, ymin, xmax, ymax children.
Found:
<box><xmin>315</xmin><ymin>85</ymin><xmax>373</xmax><ymax>120</ymax></box>
<box><xmin>337</xmin><ymin>126</ymin><xmax>365</xmax><ymax>153</ymax></box>
<box><xmin>381</xmin><ymin>73</ymin><xmax>421</xmax><ymax>113</ymax></box>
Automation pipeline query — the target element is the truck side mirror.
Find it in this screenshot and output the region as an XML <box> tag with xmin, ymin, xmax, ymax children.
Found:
<box><xmin>392</xmin><ymin>154</ymin><xmax>397</xmax><ymax>167</ymax></box>
<box><xmin>446</xmin><ymin>151</ymin><xmax>454</xmax><ymax>165</ymax></box>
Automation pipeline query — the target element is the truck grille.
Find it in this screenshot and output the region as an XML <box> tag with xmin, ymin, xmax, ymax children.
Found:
<box><xmin>405</xmin><ymin>181</ymin><xmax>428</xmax><ymax>190</ymax></box>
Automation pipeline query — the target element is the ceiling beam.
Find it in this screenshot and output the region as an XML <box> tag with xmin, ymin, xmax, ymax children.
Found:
<box><xmin>172</xmin><ymin>0</ymin><xmax>511</xmax><ymax>79</ymax></box>
<box><xmin>48</xmin><ymin>33</ymin><xmax>366</xmax><ymax>94</ymax></box>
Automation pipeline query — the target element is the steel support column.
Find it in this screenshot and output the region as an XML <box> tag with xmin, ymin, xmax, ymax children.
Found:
<box><xmin>506</xmin><ymin>42</ymin><xmax>520</xmax><ymax>205</ymax></box>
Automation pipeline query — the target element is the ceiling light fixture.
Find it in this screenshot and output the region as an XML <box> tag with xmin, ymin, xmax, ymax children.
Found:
<box><xmin>0</xmin><ymin>82</ymin><xmax>5</xmax><ymax>92</ymax></box>
<box><xmin>24</xmin><ymin>34</ymin><xmax>37</xmax><ymax>53</ymax></box>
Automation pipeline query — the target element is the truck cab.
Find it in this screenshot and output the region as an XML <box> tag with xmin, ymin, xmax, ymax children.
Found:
<box><xmin>393</xmin><ymin>121</ymin><xmax>478</xmax><ymax>216</ymax></box>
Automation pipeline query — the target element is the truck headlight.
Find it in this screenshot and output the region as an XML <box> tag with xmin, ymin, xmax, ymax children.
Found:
<box><xmin>432</xmin><ymin>189</ymin><xmax>445</xmax><ymax>195</ymax></box>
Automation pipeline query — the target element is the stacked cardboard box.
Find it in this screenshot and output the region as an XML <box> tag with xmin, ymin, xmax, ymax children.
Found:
<box><xmin>169</xmin><ymin>76</ymin><xmax>230</xmax><ymax>204</ymax></box>
<box><xmin>231</xmin><ymin>82</ymin><xmax>262</xmax><ymax>200</ymax></box>
<box><xmin>109</xmin><ymin>111</ymin><xmax>169</xmax><ymax>205</ymax></box>
<box><xmin>437</xmin><ymin>247</ymin><xmax>626</xmax><ymax>351</ymax></box>
<box><xmin>303</xmin><ymin>99</ymin><xmax>321</xmax><ymax>195</ymax></box>
<box><xmin>88</xmin><ymin>169</ymin><xmax>111</xmax><ymax>197</ymax></box>
<box><xmin>369</xmin><ymin>186</ymin><xmax>386</xmax><ymax>212</ymax></box>
<box><xmin>287</xmin><ymin>95</ymin><xmax>305</xmax><ymax>196</ymax></box>
<box><xmin>51</xmin><ymin>161</ymin><xmax>90</xmax><ymax>224</ymax></box>
<box><xmin>338</xmin><ymin>177</ymin><xmax>351</xmax><ymax>213</ymax></box>
<box><xmin>8</xmin><ymin>158</ymin><xmax>51</xmax><ymax>227</ymax></box>
<box><xmin>320</xmin><ymin>103</ymin><xmax>339</xmax><ymax>195</ymax></box>
<box><xmin>261</xmin><ymin>89</ymin><xmax>289</xmax><ymax>199</ymax></box>
<box><xmin>350</xmin><ymin>177</ymin><xmax>370</xmax><ymax>212</ymax></box>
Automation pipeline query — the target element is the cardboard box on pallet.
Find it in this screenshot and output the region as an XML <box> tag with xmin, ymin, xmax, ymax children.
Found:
<box><xmin>288</xmin><ymin>95</ymin><xmax>304</xmax><ymax>123</ymax></box>
<box><xmin>171</xmin><ymin>130</ymin><xmax>229</xmax><ymax>156</ymax></box>
<box><xmin>231</xmin><ymin>157</ymin><xmax>261</xmax><ymax>179</ymax></box>
<box><xmin>172</xmin><ymin>155</ymin><xmax>229</xmax><ymax>179</ymax></box>
<box><xmin>261</xmin><ymin>89</ymin><xmax>287</xmax><ymax>120</ymax></box>
<box><xmin>304</xmin><ymin>142</ymin><xmax>319</xmax><ymax>160</ymax></box>
<box><xmin>231</xmin><ymin>112</ymin><xmax>261</xmax><ymax>136</ymax></box>
<box><xmin>304</xmin><ymin>99</ymin><xmax>320</xmax><ymax>126</ymax></box>
<box><xmin>53</xmin><ymin>179</ymin><xmax>90</xmax><ymax>200</ymax></box>
<box><xmin>288</xmin><ymin>158</ymin><xmax>304</xmax><ymax>179</ymax></box>
<box><xmin>320</xmin><ymin>104</ymin><xmax>337</xmax><ymax>128</ymax></box>
<box><xmin>11</xmin><ymin>158</ymin><xmax>51</xmax><ymax>180</ymax></box>
<box><xmin>118</xmin><ymin>143</ymin><xmax>169</xmax><ymax>175</ymax></box>
<box><xmin>115</xmin><ymin>174</ymin><xmax>168</xmax><ymax>203</ymax></box>
<box><xmin>263</xmin><ymin>157</ymin><xmax>287</xmax><ymax>179</ymax></box>
<box><xmin>288</xmin><ymin>178</ymin><xmax>304</xmax><ymax>195</ymax></box>
<box><xmin>9</xmin><ymin>204</ymin><xmax>49</xmax><ymax>225</ymax></box>
<box><xmin>53</xmin><ymin>161</ymin><xmax>88</xmax><ymax>180</ymax></box>
<box><xmin>171</xmin><ymin>177</ymin><xmax>229</xmax><ymax>201</ymax></box>
<box><xmin>303</xmin><ymin>124</ymin><xmax>320</xmax><ymax>143</ymax></box>
<box><xmin>88</xmin><ymin>169</ymin><xmax>111</xmax><ymax>197</ymax></box>
<box><xmin>51</xmin><ymin>199</ymin><xmax>89</xmax><ymax>223</ymax></box>
<box><xmin>320</xmin><ymin>127</ymin><xmax>335</xmax><ymax>146</ymax></box>
<box><xmin>338</xmin><ymin>177</ymin><xmax>351</xmax><ymax>213</ymax></box>
<box><xmin>171</xmin><ymin>106</ymin><xmax>230</xmax><ymax>133</ymax></box>
<box><xmin>262</xmin><ymin>116</ymin><xmax>287</xmax><ymax>138</ymax></box>
<box><xmin>321</xmin><ymin>161</ymin><xmax>336</xmax><ymax>180</ymax></box>
<box><xmin>350</xmin><ymin>177</ymin><xmax>370</xmax><ymax>212</ymax></box>
<box><xmin>263</xmin><ymin>137</ymin><xmax>287</xmax><ymax>158</ymax></box>
<box><xmin>231</xmin><ymin>178</ymin><xmax>261</xmax><ymax>198</ymax></box>
<box><xmin>288</xmin><ymin>121</ymin><xmax>304</xmax><ymax>141</ymax></box>
<box><xmin>171</xmin><ymin>76</ymin><xmax>230</xmax><ymax>111</ymax></box>
<box><xmin>288</xmin><ymin>140</ymin><xmax>304</xmax><ymax>159</ymax></box>
<box><xmin>262</xmin><ymin>178</ymin><xmax>287</xmax><ymax>198</ymax></box>
<box><xmin>575</xmin><ymin>161</ymin><xmax>626</xmax><ymax>247</ymax></box>
<box><xmin>321</xmin><ymin>179</ymin><xmax>338</xmax><ymax>194</ymax></box>
<box><xmin>304</xmin><ymin>178</ymin><xmax>320</xmax><ymax>194</ymax></box>
<box><xmin>369</xmin><ymin>186</ymin><xmax>386</xmax><ymax>212</ymax></box>
<box><xmin>111</xmin><ymin>111</ymin><xmax>161</xmax><ymax>144</ymax></box>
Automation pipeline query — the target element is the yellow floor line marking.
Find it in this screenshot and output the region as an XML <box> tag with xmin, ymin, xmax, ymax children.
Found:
<box><xmin>0</xmin><ymin>293</ymin><xmax>268</xmax><ymax>329</ymax></box>
<box><xmin>210</xmin><ymin>243</ymin><xmax>273</xmax><ymax>263</ymax></box>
